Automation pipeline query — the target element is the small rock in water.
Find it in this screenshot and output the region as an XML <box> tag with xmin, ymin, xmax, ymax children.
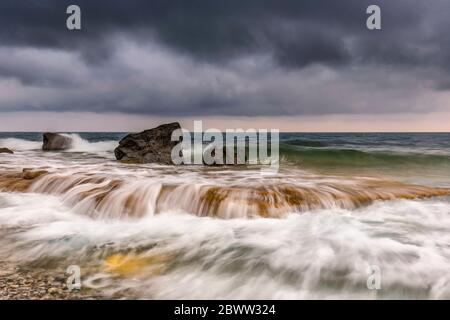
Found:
<box><xmin>0</xmin><ymin>148</ymin><xmax>14</xmax><ymax>154</ymax></box>
<box><xmin>22</xmin><ymin>169</ymin><xmax>48</xmax><ymax>180</ymax></box>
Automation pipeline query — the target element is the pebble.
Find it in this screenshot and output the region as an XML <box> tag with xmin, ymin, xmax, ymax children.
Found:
<box><xmin>0</xmin><ymin>262</ymin><xmax>103</xmax><ymax>300</ymax></box>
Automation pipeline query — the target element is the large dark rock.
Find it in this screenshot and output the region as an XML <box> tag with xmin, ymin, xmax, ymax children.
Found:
<box><xmin>115</xmin><ymin>122</ymin><xmax>181</xmax><ymax>164</ymax></box>
<box><xmin>0</xmin><ymin>147</ymin><xmax>14</xmax><ymax>154</ymax></box>
<box><xmin>42</xmin><ymin>133</ymin><xmax>72</xmax><ymax>151</ymax></box>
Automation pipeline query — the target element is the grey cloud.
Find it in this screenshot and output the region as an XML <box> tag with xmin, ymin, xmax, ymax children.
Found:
<box><xmin>0</xmin><ymin>40</ymin><xmax>448</xmax><ymax>117</ymax></box>
<box><xmin>0</xmin><ymin>0</ymin><xmax>443</xmax><ymax>68</ymax></box>
<box><xmin>0</xmin><ymin>0</ymin><xmax>450</xmax><ymax>117</ymax></box>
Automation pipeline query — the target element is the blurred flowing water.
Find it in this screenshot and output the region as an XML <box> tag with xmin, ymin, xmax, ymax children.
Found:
<box><xmin>0</xmin><ymin>132</ymin><xmax>449</xmax><ymax>299</ymax></box>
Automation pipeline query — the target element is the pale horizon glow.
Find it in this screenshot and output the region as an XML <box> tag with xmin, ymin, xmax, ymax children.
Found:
<box><xmin>0</xmin><ymin>111</ymin><xmax>450</xmax><ymax>132</ymax></box>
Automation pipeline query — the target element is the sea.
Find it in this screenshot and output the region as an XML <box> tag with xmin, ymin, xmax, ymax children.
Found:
<box><xmin>0</xmin><ymin>132</ymin><xmax>449</xmax><ymax>299</ymax></box>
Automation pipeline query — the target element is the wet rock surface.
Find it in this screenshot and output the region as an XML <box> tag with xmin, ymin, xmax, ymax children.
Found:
<box><xmin>0</xmin><ymin>148</ymin><xmax>14</xmax><ymax>154</ymax></box>
<box><xmin>22</xmin><ymin>169</ymin><xmax>48</xmax><ymax>180</ymax></box>
<box><xmin>115</xmin><ymin>122</ymin><xmax>181</xmax><ymax>164</ymax></box>
<box><xmin>42</xmin><ymin>133</ymin><xmax>72</xmax><ymax>151</ymax></box>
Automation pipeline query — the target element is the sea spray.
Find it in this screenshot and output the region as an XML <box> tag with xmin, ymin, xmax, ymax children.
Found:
<box><xmin>61</xmin><ymin>134</ymin><xmax>117</xmax><ymax>154</ymax></box>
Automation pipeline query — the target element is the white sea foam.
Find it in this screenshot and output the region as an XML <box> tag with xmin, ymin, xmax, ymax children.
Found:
<box><xmin>0</xmin><ymin>134</ymin><xmax>116</xmax><ymax>153</ymax></box>
<box><xmin>0</xmin><ymin>192</ymin><xmax>449</xmax><ymax>299</ymax></box>
<box><xmin>0</xmin><ymin>138</ymin><xmax>41</xmax><ymax>151</ymax></box>
<box><xmin>0</xmin><ymin>134</ymin><xmax>117</xmax><ymax>158</ymax></box>
<box><xmin>62</xmin><ymin>134</ymin><xmax>117</xmax><ymax>154</ymax></box>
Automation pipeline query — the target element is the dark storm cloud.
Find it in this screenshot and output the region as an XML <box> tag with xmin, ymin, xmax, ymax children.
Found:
<box><xmin>0</xmin><ymin>0</ymin><xmax>437</xmax><ymax>67</ymax></box>
<box><xmin>0</xmin><ymin>0</ymin><xmax>450</xmax><ymax>117</ymax></box>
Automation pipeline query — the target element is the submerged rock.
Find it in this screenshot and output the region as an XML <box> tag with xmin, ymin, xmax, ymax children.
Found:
<box><xmin>42</xmin><ymin>133</ymin><xmax>72</xmax><ymax>151</ymax></box>
<box><xmin>22</xmin><ymin>169</ymin><xmax>48</xmax><ymax>180</ymax></box>
<box><xmin>0</xmin><ymin>148</ymin><xmax>14</xmax><ymax>154</ymax></box>
<box><xmin>115</xmin><ymin>122</ymin><xmax>181</xmax><ymax>164</ymax></box>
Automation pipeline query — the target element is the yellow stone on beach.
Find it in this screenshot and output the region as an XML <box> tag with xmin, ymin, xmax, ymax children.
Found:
<box><xmin>103</xmin><ymin>253</ymin><xmax>169</xmax><ymax>276</ymax></box>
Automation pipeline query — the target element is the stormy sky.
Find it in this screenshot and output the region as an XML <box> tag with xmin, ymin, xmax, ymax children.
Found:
<box><xmin>0</xmin><ymin>0</ymin><xmax>450</xmax><ymax>131</ymax></box>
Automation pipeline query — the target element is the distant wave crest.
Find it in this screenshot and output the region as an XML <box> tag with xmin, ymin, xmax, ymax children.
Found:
<box><xmin>0</xmin><ymin>138</ymin><xmax>41</xmax><ymax>151</ymax></box>
<box><xmin>0</xmin><ymin>134</ymin><xmax>117</xmax><ymax>154</ymax></box>
<box><xmin>280</xmin><ymin>145</ymin><xmax>450</xmax><ymax>167</ymax></box>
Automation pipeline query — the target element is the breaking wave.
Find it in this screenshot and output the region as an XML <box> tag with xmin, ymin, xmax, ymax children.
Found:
<box><xmin>62</xmin><ymin>134</ymin><xmax>117</xmax><ymax>154</ymax></box>
<box><xmin>280</xmin><ymin>145</ymin><xmax>450</xmax><ymax>168</ymax></box>
<box><xmin>0</xmin><ymin>138</ymin><xmax>41</xmax><ymax>151</ymax></box>
<box><xmin>1</xmin><ymin>170</ymin><xmax>449</xmax><ymax>219</ymax></box>
<box><xmin>0</xmin><ymin>134</ymin><xmax>117</xmax><ymax>154</ymax></box>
